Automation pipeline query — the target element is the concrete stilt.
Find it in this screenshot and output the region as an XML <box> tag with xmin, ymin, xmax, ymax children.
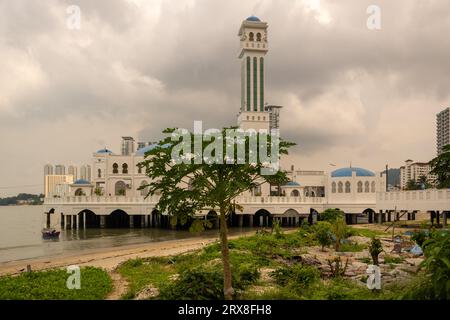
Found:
<box><xmin>436</xmin><ymin>211</ymin><xmax>440</xmax><ymax>226</ymax></box>
<box><xmin>130</xmin><ymin>216</ymin><xmax>134</xmax><ymax>228</ymax></box>
<box><xmin>443</xmin><ymin>212</ymin><xmax>447</xmax><ymax>228</ymax></box>
<box><xmin>238</xmin><ymin>215</ymin><xmax>243</xmax><ymax>228</ymax></box>
<box><xmin>259</xmin><ymin>216</ymin><xmax>263</xmax><ymax>227</ymax></box>
<box><xmin>387</xmin><ymin>212</ymin><xmax>392</xmax><ymax>222</ymax></box>
<box><xmin>71</xmin><ymin>215</ymin><xmax>75</xmax><ymax>229</ymax></box>
<box><xmin>249</xmin><ymin>215</ymin><xmax>254</xmax><ymax>227</ymax></box>
<box><xmin>142</xmin><ymin>215</ymin><xmax>145</xmax><ymax>228</ymax></box>
<box><xmin>412</xmin><ymin>212</ymin><xmax>416</xmax><ymax>221</ymax></box>
<box><xmin>76</xmin><ymin>215</ymin><xmax>79</xmax><ymax>229</ymax></box>
<box><xmin>396</xmin><ymin>212</ymin><xmax>400</xmax><ymax>221</ymax></box>
<box><xmin>83</xmin><ymin>212</ymin><xmax>86</xmax><ymax>229</ymax></box>
<box><xmin>100</xmin><ymin>216</ymin><xmax>106</xmax><ymax>228</ymax></box>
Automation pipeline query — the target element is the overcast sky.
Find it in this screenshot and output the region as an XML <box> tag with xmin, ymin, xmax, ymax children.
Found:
<box><xmin>1</xmin><ymin>0</ymin><xmax>449</xmax><ymax>196</ymax></box>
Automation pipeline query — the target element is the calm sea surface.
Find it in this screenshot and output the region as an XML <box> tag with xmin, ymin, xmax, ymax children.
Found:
<box><xmin>0</xmin><ymin>206</ymin><xmax>252</xmax><ymax>264</ymax></box>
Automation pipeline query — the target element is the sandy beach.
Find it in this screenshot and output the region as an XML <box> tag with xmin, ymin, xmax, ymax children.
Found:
<box><xmin>0</xmin><ymin>230</ymin><xmax>259</xmax><ymax>277</ymax></box>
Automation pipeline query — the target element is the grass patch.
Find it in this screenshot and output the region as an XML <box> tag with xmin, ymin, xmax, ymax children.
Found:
<box><xmin>118</xmin><ymin>257</ymin><xmax>176</xmax><ymax>299</ymax></box>
<box><xmin>348</xmin><ymin>227</ymin><xmax>386</xmax><ymax>238</ymax></box>
<box><xmin>0</xmin><ymin>267</ymin><xmax>112</xmax><ymax>300</ymax></box>
<box><xmin>383</xmin><ymin>255</ymin><xmax>405</xmax><ymax>265</ymax></box>
<box><xmin>339</xmin><ymin>242</ymin><xmax>367</xmax><ymax>252</ymax></box>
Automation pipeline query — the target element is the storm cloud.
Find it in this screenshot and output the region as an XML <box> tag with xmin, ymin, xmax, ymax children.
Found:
<box><xmin>0</xmin><ymin>0</ymin><xmax>449</xmax><ymax>195</ymax></box>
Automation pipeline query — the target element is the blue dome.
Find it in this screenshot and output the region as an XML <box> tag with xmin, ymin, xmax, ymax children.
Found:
<box><xmin>285</xmin><ymin>181</ymin><xmax>301</xmax><ymax>187</ymax></box>
<box><xmin>73</xmin><ymin>179</ymin><xmax>91</xmax><ymax>185</ymax></box>
<box><xmin>96</xmin><ymin>148</ymin><xmax>113</xmax><ymax>154</ymax></box>
<box><xmin>135</xmin><ymin>143</ymin><xmax>171</xmax><ymax>156</ymax></box>
<box><xmin>331</xmin><ymin>167</ymin><xmax>375</xmax><ymax>178</ymax></box>
<box><xmin>246</xmin><ymin>16</ymin><xmax>261</xmax><ymax>22</ymax></box>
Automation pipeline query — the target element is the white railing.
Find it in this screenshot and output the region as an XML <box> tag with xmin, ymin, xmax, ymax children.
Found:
<box><xmin>44</xmin><ymin>195</ymin><xmax>325</xmax><ymax>205</ymax></box>
<box><xmin>377</xmin><ymin>189</ymin><xmax>450</xmax><ymax>211</ymax></box>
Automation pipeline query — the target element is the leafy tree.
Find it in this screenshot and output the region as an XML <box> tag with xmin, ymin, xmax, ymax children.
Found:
<box><xmin>313</xmin><ymin>221</ymin><xmax>333</xmax><ymax>251</ymax></box>
<box><xmin>320</xmin><ymin>208</ymin><xmax>345</xmax><ymax>222</ymax></box>
<box><xmin>139</xmin><ymin>127</ymin><xmax>294</xmax><ymax>300</ymax></box>
<box><xmin>420</xmin><ymin>231</ymin><xmax>450</xmax><ymax>299</ymax></box>
<box><xmin>368</xmin><ymin>237</ymin><xmax>383</xmax><ymax>266</ymax></box>
<box><xmin>331</xmin><ymin>217</ymin><xmax>347</xmax><ymax>252</ymax></box>
<box><xmin>405</xmin><ymin>179</ymin><xmax>419</xmax><ymax>191</ymax></box>
<box><xmin>430</xmin><ymin>144</ymin><xmax>450</xmax><ymax>189</ymax></box>
<box><xmin>417</xmin><ymin>175</ymin><xmax>432</xmax><ymax>190</ymax></box>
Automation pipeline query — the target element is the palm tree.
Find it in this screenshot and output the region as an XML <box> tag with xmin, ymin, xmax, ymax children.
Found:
<box><xmin>430</xmin><ymin>145</ymin><xmax>450</xmax><ymax>189</ymax></box>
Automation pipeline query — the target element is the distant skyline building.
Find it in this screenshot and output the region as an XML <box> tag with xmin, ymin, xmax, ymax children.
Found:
<box><xmin>54</xmin><ymin>165</ymin><xmax>66</xmax><ymax>175</ymax></box>
<box><xmin>44</xmin><ymin>175</ymin><xmax>74</xmax><ymax>197</ymax></box>
<box><xmin>400</xmin><ymin>159</ymin><xmax>435</xmax><ymax>189</ymax></box>
<box><xmin>437</xmin><ymin>107</ymin><xmax>450</xmax><ymax>155</ymax></box>
<box><xmin>80</xmin><ymin>165</ymin><xmax>92</xmax><ymax>182</ymax></box>
<box><xmin>68</xmin><ymin>165</ymin><xmax>78</xmax><ymax>181</ymax></box>
<box><xmin>121</xmin><ymin>137</ymin><xmax>135</xmax><ymax>156</ymax></box>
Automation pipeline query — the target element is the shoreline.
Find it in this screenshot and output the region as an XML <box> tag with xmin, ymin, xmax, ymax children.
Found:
<box><xmin>0</xmin><ymin>230</ymin><xmax>261</xmax><ymax>276</ymax></box>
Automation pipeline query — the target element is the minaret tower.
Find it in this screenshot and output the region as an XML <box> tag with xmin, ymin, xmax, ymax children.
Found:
<box><xmin>237</xmin><ymin>16</ymin><xmax>270</xmax><ymax>131</ymax></box>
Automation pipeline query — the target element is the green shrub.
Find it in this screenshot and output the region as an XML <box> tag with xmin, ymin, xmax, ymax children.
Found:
<box><xmin>411</xmin><ymin>230</ymin><xmax>428</xmax><ymax>247</ymax></box>
<box><xmin>237</xmin><ymin>264</ymin><xmax>260</xmax><ymax>286</ymax></box>
<box><xmin>313</xmin><ymin>221</ymin><xmax>333</xmax><ymax>251</ymax></box>
<box><xmin>159</xmin><ymin>267</ymin><xmax>226</xmax><ymax>300</ymax></box>
<box><xmin>368</xmin><ymin>237</ymin><xmax>383</xmax><ymax>266</ymax></box>
<box><xmin>270</xmin><ymin>265</ymin><xmax>320</xmax><ymax>287</ymax></box>
<box><xmin>320</xmin><ymin>209</ymin><xmax>345</xmax><ymax>222</ymax></box>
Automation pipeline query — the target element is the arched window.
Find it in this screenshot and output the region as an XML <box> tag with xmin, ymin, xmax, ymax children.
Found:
<box><xmin>113</xmin><ymin>163</ymin><xmax>118</xmax><ymax>174</ymax></box>
<box><xmin>256</xmin><ymin>33</ymin><xmax>262</xmax><ymax>42</ymax></box>
<box><xmin>357</xmin><ymin>181</ymin><xmax>363</xmax><ymax>193</ymax></box>
<box><xmin>115</xmin><ymin>181</ymin><xmax>126</xmax><ymax>196</ymax></box>
<box><xmin>249</xmin><ymin>32</ymin><xmax>254</xmax><ymax>41</ymax></box>
<box><xmin>332</xmin><ymin>182</ymin><xmax>337</xmax><ymax>193</ymax></box>
<box><xmin>122</xmin><ymin>163</ymin><xmax>128</xmax><ymax>174</ymax></box>
<box><xmin>345</xmin><ymin>181</ymin><xmax>351</xmax><ymax>193</ymax></box>
<box><xmin>75</xmin><ymin>188</ymin><xmax>84</xmax><ymax>196</ymax></box>
<box><xmin>291</xmin><ymin>190</ymin><xmax>300</xmax><ymax>197</ymax></box>
<box><xmin>98</xmin><ymin>169</ymin><xmax>102</xmax><ymax>178</ymax></box>
<box><xmin>371</xmin><ymin>181</ymin><xmax>376</xmax><ymax>193</ymax></box>
<box><xmin>365</xmin><ymin>181</ymin><xmax>370</xmax><ymax>193</ymax></box>
<box><xmin>137</xmin><ymin>165</ymin><xmax>142</xmax><ymax>174</ymax></box>
<box><xmin>338</xmin><ymin>182</ymin><xmax>344</xmax><ymax>193</ymax></box>
<box><xmin>140</xmin><ymin>181</ymin><xmax>149</xmax><ymax>196</ymax></box>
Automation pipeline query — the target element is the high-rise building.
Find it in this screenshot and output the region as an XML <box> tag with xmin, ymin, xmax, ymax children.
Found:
<box><xmin>44</xmin><ymin>164</ymin><xmax>54</xmax><ymax>176</ymax></box>
<box><xmin>237</xmin><ymin>16</ymin><xmax>271</xmax><ymax>131</ymax></box>
<box><xmin>400</xmin><ymin>159</ymin><xmax>435</xmax><ymax>189</ymax></box>
<box><xmin>44</xmin><ymin>175</ymin><xmax>74</xmax><ymax>197</ymax></box>
<box><xmin>121</xmin><ymin>137</ymin><xmax>135</xmax><ymax>155</ymax></box>
<box><xmin>437</xmin><ymin>107</ymin><xmax>450</xmax><ymax>155</ymax></box>
<box><xmin>80</xmin><ymin>165</ymin><xmax>92</xmax><ymax>182</ymax></box>
<box><xmin>55</xmin><ymin>165</ymin><xmax>66</xmax><ymax>175</ymax></box>
<box><xmin>68</xmin><ymin>165</ymin><xmax>78</xmax><ymax>181</ymax></box>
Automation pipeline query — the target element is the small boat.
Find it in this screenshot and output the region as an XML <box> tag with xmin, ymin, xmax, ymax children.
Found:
<box><xmin>42</xmin><ymin>228</ymin><xmax>60</xmax><ymax>239</ymax></box>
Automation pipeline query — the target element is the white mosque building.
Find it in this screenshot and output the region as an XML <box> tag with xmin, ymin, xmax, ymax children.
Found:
<box><xmin>44</xmin><ymin>17</ymin><xmax>449</xmax><ymax>230</ymax></box>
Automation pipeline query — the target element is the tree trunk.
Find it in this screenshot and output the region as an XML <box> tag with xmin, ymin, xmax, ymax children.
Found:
<box><xmin>219</xmin><ymin>206</ymin><xmax>234</xmax><ymax>300</ymax></box>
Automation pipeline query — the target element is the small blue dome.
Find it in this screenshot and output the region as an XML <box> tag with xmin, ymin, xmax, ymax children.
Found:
<box><xmin>246</xmin><ymin>16</ymin><xmax>261</xmax><ymax>22</ymax></box>
<box><xmin>96</xmin><ymin>148</ymin><xmax>113</xmax><ymax>154</ymax></box>
<box><xmin>73</xmin><ymin>179</ymin><xmax>91</xmax><ymax>185</ymax></box>
<box><xmin>285</xmin><ymin>181</ymin><xmax>301</xmax><ymax>187</ymax></box>
<box><xmin>135</xmin><ymin>143</ymin><xmax>171</xmax><ymax>156</ymax></box>
<box><xmin>331</xmin><ymin>167</ymin><xmax>375</xmax><ymax>178</ymax></box>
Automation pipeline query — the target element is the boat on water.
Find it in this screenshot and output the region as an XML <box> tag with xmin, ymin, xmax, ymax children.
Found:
<box><xmin>42</xmin><ymin>228</ymin><xmax>60</xmax><ymax>239</ymax></box>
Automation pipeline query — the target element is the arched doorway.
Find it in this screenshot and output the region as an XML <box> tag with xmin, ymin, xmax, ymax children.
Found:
<box><xmin>106</xmin><ymin>210</ymin><xmax>130</xmax><ymax>228</ymax></box>
<box><xmin>363</xmin><ymin>209</ymin><xmax>375</xmax><ymax>224</ymax></box>
<box><xmin>290</xmin><ymin>190</ymin><xmax>300</xmax><ymax>197</ymax></box>
<box><xmin>115</xmin><ymin>181</ymin><xmax>126</xmax><ymax>196</ymax></box>
<box><xmin>75</xmin><ymin>188</ymin><xmax>84</xmax><ymax>196</ymax></box>
<box><xmin>254</xmin><ymin>209</ymin><xmax>272</xmax><ymax>227</ymax></box>
<box><xmin>78</xmin><ymin>210</ymin><xmax>99</xmax><ymax>228</ymax></box>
